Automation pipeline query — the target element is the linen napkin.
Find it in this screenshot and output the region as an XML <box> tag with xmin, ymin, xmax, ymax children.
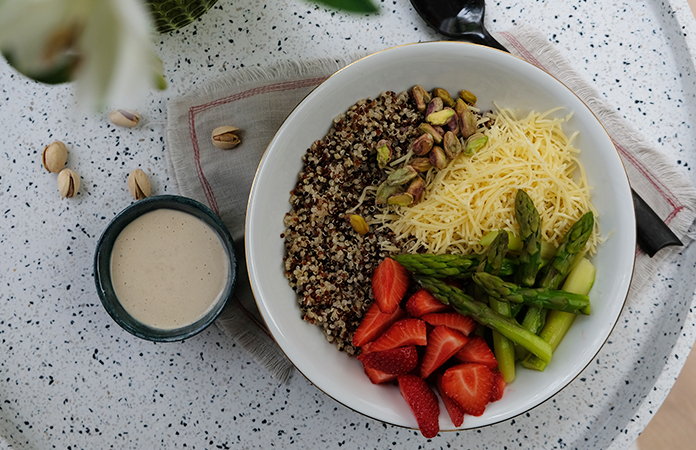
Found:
<box><xmin>165</xmin><ymin>25</ymin><xmax>696</xmax><ymax>383</ymax></box>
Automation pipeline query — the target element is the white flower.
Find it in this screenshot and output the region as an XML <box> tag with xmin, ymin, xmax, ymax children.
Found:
<box><xmin>0</xmin><ymin>0</ymin><xmax>165</xmax><ymax>108</ymax></box>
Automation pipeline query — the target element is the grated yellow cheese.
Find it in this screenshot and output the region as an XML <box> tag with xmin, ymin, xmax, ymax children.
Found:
<box><xmin>380</xmin><ymin>106</ymin><xmax>600</xmax><ymax>255</ymax></box>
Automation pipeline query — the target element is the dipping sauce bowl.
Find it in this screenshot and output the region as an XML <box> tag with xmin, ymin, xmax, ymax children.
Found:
<box><xmin>94</xmin><ymin>195</ymin><xmax>237</xmax><ymax>341</ymax></box>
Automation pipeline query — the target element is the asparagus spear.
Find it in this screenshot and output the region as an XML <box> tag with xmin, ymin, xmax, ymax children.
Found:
<box><xmin>514</xmin><ymin>189</ymin><xmax>543</xmax><ymax>287</ymax></box>
<box><xmin>517</xmin><ymin>211</ymin><xmax>594</xmax><ymax>356</ymax></box>
<box><xmin>415</xmin><ymin>275</ymin><xmax>552</xmax><ymax>363</ymax></box>
<box><xmin>536</xmin><ymin>211</ymin><xmax>594</xmax><ymax>290</ymax></box>
<box><xmin>392</xmin><ymin>253</ymin><xmax>516</xmax><ymax>279</ymax></box>
<box><xmin>472</xmin><ymin>272</ymin><xmax>591</xmax><ymax>315</ymax></box>
<box><xmin>521</xmin><ymin>257</ymin><xmax>596</xmax><ymax>371</ymax></box>
<box><xmin>478</xmin><ymin>231</ymin><xmax>516</xmax><ymax>382</ymax></box>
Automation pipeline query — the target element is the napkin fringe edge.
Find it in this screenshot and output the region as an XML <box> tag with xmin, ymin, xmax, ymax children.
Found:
<box><xmin>215</xmin><ymin>305</ymin><xmax>295</xmax><ymax>384</ymax></box>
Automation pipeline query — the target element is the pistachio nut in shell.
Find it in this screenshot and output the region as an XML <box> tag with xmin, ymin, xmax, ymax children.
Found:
<box><xmin>212</xmin><ymin>126</ymin><xmax>241</xmax><ymax>149</ymax></box>
<box><xmin>108</xmin><ymin>109</ymin><xmax>140</xmax><ymax>128</ymax></box>
<box><xmin>128</xmin><ymin>169</ymin><xmax>151</xmax><ymax>200</ymax></box>
<box><xmin>57</xmin><ymin>168</ymin><xmax>80</xmax><ymax>198</ymax></box>
<box><xmin>42</xmin><ymin>140</ymin><xmax>68</xmax><ymax>173</ymax></box>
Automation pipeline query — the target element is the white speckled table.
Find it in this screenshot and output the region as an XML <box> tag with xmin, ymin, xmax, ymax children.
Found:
<box><xmin>1</xmin><ymin>1</ymin><xmax>696</xmax><ymax>448</ymax></box>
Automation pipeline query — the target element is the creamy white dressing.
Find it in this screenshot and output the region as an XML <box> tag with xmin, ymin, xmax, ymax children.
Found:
<box><xmin>110</xmin><ymin>208</ymin><xmax>229</xmax><ymax>330</ymax></box>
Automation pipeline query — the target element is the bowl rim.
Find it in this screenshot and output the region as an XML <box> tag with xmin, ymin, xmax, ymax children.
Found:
<box><xmin>94</xmin><ymin>194</ymin><xmax>237</xmax><ymax>342</ymax></box>
<box><xmin>245</xmin><ymin>40</ymin><xmax>636</xmax><ymax>430</ymax></box>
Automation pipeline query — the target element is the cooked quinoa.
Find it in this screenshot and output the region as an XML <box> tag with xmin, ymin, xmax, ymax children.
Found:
<box><xmin>282</xmin><ymin>90</ymin><xmax>422</xmax><ymax>355</ymax></box>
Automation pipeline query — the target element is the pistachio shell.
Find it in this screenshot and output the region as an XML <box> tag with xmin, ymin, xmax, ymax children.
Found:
<box><xmin>127</xmin><ymin>169</ymin><xmax>151</xmax><ymax>200</ymax></box>
<box><xmin>42</xmin><ymin>141</ymin><xmax>68</xmax><ymax>173</ymax></box>
<box><xmin>212</xmin><ymin>126</ymin><xmax>241</xmax><ymax>149</ymax></box>
<box><xmin>109</xmin><ymin>109</ymin><xmax>140</xmax><ymax>128</ymax></box>
<box><xmin>57</xmin><ymin>168</ymin><xmax>80</xmax><ymax>198</ymax></box>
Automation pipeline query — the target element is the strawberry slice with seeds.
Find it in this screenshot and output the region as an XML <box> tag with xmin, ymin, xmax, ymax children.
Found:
<box><xmin>454</xmin><ymin>335</ymin><xmax>498</xmax><ymax>369</ymax></box>
<box><xmin>441</xmin><ymin>363</ymin><xmax>494</xmax><ymax>417</ymax></box>
<box><xmin>369</xmin><ymin>318</ymin><xmax>427</xmax><ymax>352</ymax></box>
<box><xmin>352</xmin><ymin>303</ymin><xmax>407</xmax><ymax>347</ymax></box>
<box><xmin>398</xmin><ymin>374</ymin><xmax>441</xmax><ymax>438</ymax></box>
<box><xmin>489</xmin><ymin>370</ymin><xmax>507</xmax><ymax>402</ymax></box>
<box><xmin>405</xmin><ymin>289</ymin><xmax>452</xmax><ymax>317</ymax></box>
<box><xmin>420</xmin><ymin>326</ymin><xmax>469</xmax><ymax>379</ymax></box>
<box><xmin>421</xmin><ymin>312</ymin><xmax>476</xmax><ymax>336</ymax></box>
<box><xmin>363</xmin><ymin>366</ymin><xmax>398</xmax><ymax>384</ymax></box>
<box><xmin>372</xmin><ymin>257</ymin><xmax>410</xmax><ymax>314</ymax></box>
<box><xmin>358</xmin><ymin>345</ymin><xmax>419</xmax><ymax>375</ymax></box>
<box><xmin>435</xmin><ymin>371</ymin><xmax>464</xmax><ymax>427</ymax></box>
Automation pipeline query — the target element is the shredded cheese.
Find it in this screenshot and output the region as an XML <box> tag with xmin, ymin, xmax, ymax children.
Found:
<box><xmin>380</xmin><ymin>106</ymin><xmax>600</xmax><ymax>255</ymax></box>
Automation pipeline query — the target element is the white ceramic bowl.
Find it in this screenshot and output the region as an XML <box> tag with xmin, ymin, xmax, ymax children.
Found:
<box><xmin>246</xmin><ymin>42</ymin><xmax>635</xmax><ymax>430</ymax></box>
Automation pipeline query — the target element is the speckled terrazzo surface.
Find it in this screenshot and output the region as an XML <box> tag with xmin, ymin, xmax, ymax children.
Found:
<box><xmin>1</xmin><ymin>1</ymin><xmax>696</xmax><ymax>449</ymax></box>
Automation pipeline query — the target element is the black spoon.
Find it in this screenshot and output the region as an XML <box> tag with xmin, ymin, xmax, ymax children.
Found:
<box><xmin>410</xmin><ymin>0</ymin><xmax>682</xmax><ymax>256</ymax></box>
<box><xmin>410</xmin><ymin>0</ymin><xmax>507</xmax><ymax>51</ymax></box>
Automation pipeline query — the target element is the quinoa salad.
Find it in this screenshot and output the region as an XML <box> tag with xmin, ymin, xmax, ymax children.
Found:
<box><xmin>281</xmin><ymin>90</ymin><xmax>423</xmax><ymax>354</ymax></box>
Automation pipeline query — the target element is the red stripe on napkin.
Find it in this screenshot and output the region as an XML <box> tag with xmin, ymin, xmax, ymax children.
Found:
<box><xmin>187</xmin><ymin>77</ymin><xmax>328</xmax><ymax>214</ymax></box>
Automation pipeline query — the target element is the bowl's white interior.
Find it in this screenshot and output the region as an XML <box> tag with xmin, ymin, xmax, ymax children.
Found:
<box><xmin>246</xmin><ymin>42</ymin><xmax>635</xmax><ymax>429</ymax></box>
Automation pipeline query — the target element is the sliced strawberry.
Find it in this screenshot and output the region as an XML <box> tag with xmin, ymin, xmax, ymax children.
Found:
<box><xmin>357</xmin><ymin>345</ymin><xmax>419</xmax><ymax>375</ymax></box>
<box><xmin>369</xmin><ymin>318</ymin><xmax>427</xmax><ymax>352</ymax></box>
<box><xmin>397</xmin><ymin>374</ymin><xmax>440</xmax><ymax>438</ymax></box>
<box><xmin>352</xmin><ymin>303</ymin><xmax>407</xmax><ymax>347</ymax></box>
<box><xmin>489</xmin><ymin>370</ymin><xmax>506</xmax><ymax>402</ymax></box>
<box><xmin>441</xmin><ymin>363</ymin><xmax>494</xmax><ymax>417</ymax></box>
<box><xmin>363</xmin><ymin>366</ymin><xmax>398</xmax><ymax>384</ymax></box>
<box><xmin>371</xmin><ymin>257</ymin><xmax>410</xmax><ymax>314</ymax></box>
<box><xmin>421</xmin><ymin>312</ymin><xmax>476</xmax><ymax>336</ymax></box>
<box><xmin>454</xmin><ymin>336</ymin><xmax>498</xmax><ymax>369</ymax></box>
<box><xmin>420</xmin><ymin>326</ymin><xmax>469</xmax><ymax>379</ymax></box>
<box><xmin>435</xmin><ymin>371</ymin><xmax>464</xmax><ymax>427</ymax></box>
<box><xmin>405</xmin><ymin>289</ymin><xmax>452</xmax><ymax>317</ymax></box>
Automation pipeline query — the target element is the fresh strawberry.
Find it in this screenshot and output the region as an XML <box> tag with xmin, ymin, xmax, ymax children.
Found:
<box><xmin>397</xmin><ymin>374</ymin><xmax>440</xmax><ymax>438</ymax></box>
<box><xmin>441</xmin><ymin>363</ymin><xmax>494</xmax><ymax>416</ymax></box>
<box><xmin>405</xmin><ymin>289</ymin><xmax>452</xmax><ymax>317</ymax></box>
<box><xmin>454</xmin><ymin>336</ymin><xmax>498</xmax><ymax>369</ymax></box>
<box><xmin>371</xmin><ymin>257</ymin><xmax>410</xmax><ymax>314</ymax></box>
<box><xmin>421</xmin><ymin>312</ymin><xmax>476</xmax><ymax>336</ymax></box>
<box><xmin>369</xmin><ymin>318</ymin><xmax>427</xmax><ymax>352</ymax></box>
<box><xmin>363</xmin><ymin>366</ymin><xmax>398</xmax><ymax>384</ymax></box>
<box><xmin>435</xmin><ymin>371</ymin><xmax>464</xmax><ymax>427</ymax></box>
<box><xmin>420</xmin><ymin>326</ymin><xmax>469</xmax><ymax>379</ymax></box>
<box><xmin>358</xmin><ymin>345</ymin><xmax>419</xmax><ymax>375</ymax></box>
<box><xmin>489</xmin><ymin>370</ymin><xmax>506</xmax><ymax>402</ymax></box>
<box><xmin>352</xmin><ymin>303</ymin><xmax>407</xmax><ymax>347</ymax></box>
<box><xmin>360</xmin><ymin>342</ymin><xmax>397</xmax><ymax>384</ymax></box>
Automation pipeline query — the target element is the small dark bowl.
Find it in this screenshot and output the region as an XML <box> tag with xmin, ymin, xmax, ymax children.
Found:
<box><xmin>94</xmin><ymin>195</ymin><xmax>237</xmax><ymax>342</ymax></box>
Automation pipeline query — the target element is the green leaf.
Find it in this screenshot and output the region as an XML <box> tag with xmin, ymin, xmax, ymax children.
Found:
<box><xmin>308</xmin><ymin>0</ymin><xmax>379</xmax><ymax>14</ymax></box>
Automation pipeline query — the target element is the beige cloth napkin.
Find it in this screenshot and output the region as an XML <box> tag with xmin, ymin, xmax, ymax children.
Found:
<box><xmin>165</xmin><ymin>25</ymin><xmax>696</xmax><ymax>383</ymax></box>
